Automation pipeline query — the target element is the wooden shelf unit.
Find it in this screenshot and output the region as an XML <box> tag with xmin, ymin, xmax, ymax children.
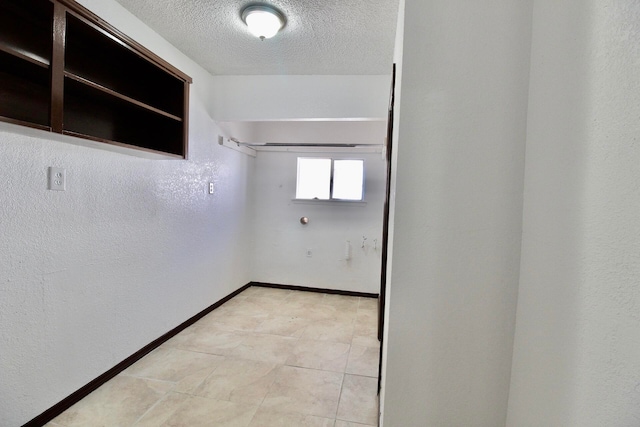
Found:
<box><xmin>0</xmin><ymin>0</ymin><xmax>191</xmax><ymax>158</ymax></box>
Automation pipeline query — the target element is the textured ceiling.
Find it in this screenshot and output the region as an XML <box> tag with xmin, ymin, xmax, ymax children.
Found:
<box><xmin>113</xmin><ymin>0</ymin><xmax>399</xmax><ymax>75</ymax></box>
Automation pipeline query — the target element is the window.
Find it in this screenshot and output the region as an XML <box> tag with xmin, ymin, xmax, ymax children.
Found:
<box><xmin>296</xmin><ymin>157</ymin><xmax>364</xmax><ymax>201</ymax></box>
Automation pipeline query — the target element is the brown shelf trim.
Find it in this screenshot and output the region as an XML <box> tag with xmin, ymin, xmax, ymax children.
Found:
<box><xmin>62</xmin><ymin>130</ymin><xmax>185</xmax><ymax>159</ymax></box>
<box><xmin>57</xmin><ymin>0</ymin><xmax>192</xmax><ymax>84</ymax></box>
<box><xmin>0</xmin><ymin>116</ymin><xmax>51</xmax><ymax>132</ymax></box>
<box><xmin>64</xmin><ymin>72</ymin><xmax>183</xmax><ymax>122</ymax></box>
<box><xmin>0</xmin><ymin>42</ymin><xmax>50</xmax><ymax>68</ymax></box>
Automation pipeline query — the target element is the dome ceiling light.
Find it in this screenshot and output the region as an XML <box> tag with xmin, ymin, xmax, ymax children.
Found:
<box><xmin>241</xmin><ymin>5</ymin><xmax>285</xmax><ymax>40</ymax></box>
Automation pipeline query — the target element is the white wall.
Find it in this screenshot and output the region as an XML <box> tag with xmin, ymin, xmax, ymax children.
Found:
<box><xmin>0</xmin><ymin>1</ymin><xmax>255</xmax><ymax>425</ymax></box>
<box><xmin>382</xmin><ymin>1</ymin><xmax>532</xmax><ymax>425</ymax></box>
<box><xmin>251</xmin><ymin>150</ymin><xmax>385</xmax><ymax>293</ymax></box>
<box><xmin>212</xmin><ymin>64</ymin><xmax>392</xmax><ymax>296</ymax></box>
<box><xmin>218</xmin><ymin>120</ymin><xmax>387</xmax><ymax>146</ymax></box>
<box><xmin>507</xmin><ymin>1</ymin><xmax>640</xmax><ymax>425</ymax></box>
<box><xmin>211</xmin><ymin>75</ymin><xmax>391</xmax><ymax>121</ymax></box>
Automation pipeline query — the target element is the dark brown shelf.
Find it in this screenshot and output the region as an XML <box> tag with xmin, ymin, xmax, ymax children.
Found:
<box><xmin>0</xmin><ymin>0</ymin><xmax>53</xmax><ymax>65</ymax></box>
<box><xmin>0</xmin><ymin>42</ymin><xmax>51</xmax><ymax>68</ymax></box>
<box><xmin>0</xmin><ymin>0</ymin><xmax>190</xmax><ymax>158</ymax></box>
<box><xmin>64</xmin><ymin>72</ymin><xmax>183</xmax><ymax>122</ymax></box>
<box><xmin>0</xmin><ymin>115</ymin><xmax>51</xmax><ymax>132</ymax></box>
<box><xmin>65</xmin><ymin>13</ymin><xmax>185</xmax><ymax>119</ymax></box>
<box><xmin>0</xmin><ymin>49</ymin><xmax>50</xmax><ymax>127</ymax></box>
<box><xmin>64</xmin><ymin>77</ymin><xmax>184</xmax><ymax>156</ymax></box>
<box><xmin>62</xmin><ymin>130</ymin><xmax>184</xmax><ymax>159</ymax></box>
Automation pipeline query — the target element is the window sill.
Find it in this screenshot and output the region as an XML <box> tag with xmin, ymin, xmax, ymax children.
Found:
<box><xmin>292</xmin><ymin>198</ymin><xmax>367</xmax><ymax>206</ymax></box>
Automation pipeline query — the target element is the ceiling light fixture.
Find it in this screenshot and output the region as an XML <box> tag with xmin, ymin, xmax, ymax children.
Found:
<box><xmin>241</xmin><ymin>5</ymin><xmax>285</xmax><ymax>40</ymax></box>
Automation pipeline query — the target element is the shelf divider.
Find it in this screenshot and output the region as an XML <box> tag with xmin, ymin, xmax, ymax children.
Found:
<box><xmin>50</xmin><ymin>2</ymin><xmax>66</xmax><ymax>133</ymax></box>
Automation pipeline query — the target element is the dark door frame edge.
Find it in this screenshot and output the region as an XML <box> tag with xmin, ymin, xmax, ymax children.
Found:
<box><xmin>378</xmin><ymin>62</ymin><xmax>397</xmax><ymax>394</ymax></box>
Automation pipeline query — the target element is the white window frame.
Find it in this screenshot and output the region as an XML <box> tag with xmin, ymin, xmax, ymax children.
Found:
<box><xmin>295</xmin><ymin>157</ymin><xmax>365</xmax><ymax>202</ymax></box>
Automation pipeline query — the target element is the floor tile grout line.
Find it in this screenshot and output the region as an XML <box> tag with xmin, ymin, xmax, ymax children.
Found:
<box><xmin>247</xmin><ymin>360</ymin><xmax>283</xmax><ymax>425</ymax></box>
<box><xmin>278</xmin><ymin>360</ymin><xmax>351</xmax><ymax>376</ymax></box>
<box><xmin>334</xmin><ymin>370</ymin><xmax>348</xmax><ymax>420</ymax></box>
<box><xmin>117</xmin><ymin>372</ymin><xmax>178</xmax><ymax>386</ymax></box>
<box><xmin>130</xmin><ymin>383</ymin><xmax>177</xmax><ymax>426</ymax></box>
<box><xmin>187</xmin><ymin>355</ymin><xmax>227</xmax><ymax>399</ymax></box>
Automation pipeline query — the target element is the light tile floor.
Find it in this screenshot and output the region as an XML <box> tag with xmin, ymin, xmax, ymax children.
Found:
<box><xmin>47</xmin><ymin>286</ymin><xmax>380</xmax><ymax>427</ymax></box>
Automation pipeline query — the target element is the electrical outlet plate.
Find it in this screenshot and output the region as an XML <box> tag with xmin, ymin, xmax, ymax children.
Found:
<box><xmin>209</xmin><ymin>182</ymin><xmax>214</xmax><ymax>194</ymax></box>
<box><xmin>48</xmin><ymin>167</ymin><xmax>66</xmax><ymax>191</ymax></box>
<box><xmin>306</xmin><ymin>248</ymin><xmax>312</xmax><ymax>257</ymax></box>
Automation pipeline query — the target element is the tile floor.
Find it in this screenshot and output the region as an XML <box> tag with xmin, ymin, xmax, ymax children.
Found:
<box><xmin>47</xmin><ymin>286</ymin><xmax>380</xmax><ymax>427</ymax></box>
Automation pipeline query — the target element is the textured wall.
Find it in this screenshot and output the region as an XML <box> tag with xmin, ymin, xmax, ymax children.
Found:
<box><xmin>382</xmin><ymin>0</ymin><xmax>532</xmax><ymax>425</ymax></box>
<box><xmin>211</xmin><ymin>75</ymin><xmax>391</xmax><ymax>121</ymax></box>
<box><xmin>507</xmin><ymin>1</ymin><xmax>640</xmax><ymax>425</ymax></box>
<box><xmin>0</xmin><ymin>1</ymin><xmax>254</xmax><ymax>425</ymax></box>
<box><xmin>251</xmin><ymin>150</ymin><xmax>385</xmax><ymax>293</ymax></box>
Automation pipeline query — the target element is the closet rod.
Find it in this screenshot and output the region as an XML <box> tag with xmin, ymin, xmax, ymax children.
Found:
<box><xmin>230</xmin><ymin>137</ymin><xmax>382</xmax><ymax>148</ymax></box>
